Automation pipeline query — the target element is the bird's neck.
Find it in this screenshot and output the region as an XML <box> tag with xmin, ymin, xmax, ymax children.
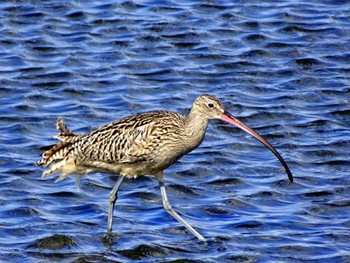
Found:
<box><xmin>185</xmin><ymin>108</ymin><xmax>209</xmax><ymax>146</ymax></box>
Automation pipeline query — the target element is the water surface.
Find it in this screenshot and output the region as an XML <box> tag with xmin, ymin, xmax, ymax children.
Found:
<box><xmin>0</xmin><ymin>0</ymin><xmax>349</xmax><ymax>262</ymax></box>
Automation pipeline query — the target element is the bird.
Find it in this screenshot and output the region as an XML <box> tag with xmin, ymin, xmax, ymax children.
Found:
<box><xmin>36</xmin><ymin>94</ymin><xmax>293</xmax><ymax>241</ymax></box>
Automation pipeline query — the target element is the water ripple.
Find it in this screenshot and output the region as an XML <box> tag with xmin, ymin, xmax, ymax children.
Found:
<box><xmin>0</xmin><ymin>0</ymin><xmax>350</xmax><ymax>262</ymax></box>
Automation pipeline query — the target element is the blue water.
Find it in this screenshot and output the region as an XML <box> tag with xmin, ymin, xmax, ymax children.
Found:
<box><xmin>0</xmin><ymin>0</ymin><xmax>349</xmax><ymax>262</ymax></box>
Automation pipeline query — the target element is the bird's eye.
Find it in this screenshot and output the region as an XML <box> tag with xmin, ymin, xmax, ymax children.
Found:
<box><xmin>208</xmin><ymin>103</ymin><xmax>214</xmax><ymax>108</ymax></box>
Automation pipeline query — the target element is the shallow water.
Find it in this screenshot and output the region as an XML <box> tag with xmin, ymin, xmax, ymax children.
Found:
<box><xmin>0</xmin><ymin>0</ymin><xmax>349</xmax><ymax>262</ymax></box>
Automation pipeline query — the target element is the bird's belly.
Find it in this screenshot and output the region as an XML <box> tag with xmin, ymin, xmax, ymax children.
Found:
<box><xmin>81</xmin><ymin>142</ymin><xmax>194</xmax><ymax>178</ymax></box>
<box><xmin>81</xmin><ymin>159</ymin><xmax>168</xmax><ymax>179</ymax></box>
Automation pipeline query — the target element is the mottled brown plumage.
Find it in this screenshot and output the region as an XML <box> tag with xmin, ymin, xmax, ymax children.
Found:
<box><xmin>37</xmin><ymin>94</ymin><xmax>293</xmax><ymax>241</ymax></box>
<box><xmin>38</xmin><ymin>104</ymin><xmax>208</xmax><ymax>180</ymax></box>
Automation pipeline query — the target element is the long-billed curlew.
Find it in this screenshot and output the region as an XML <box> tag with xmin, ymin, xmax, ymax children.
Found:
<box><xmin>36</xmin><ymin>94</ymin><xmax>293</xmax><ymax>241</ymax></box>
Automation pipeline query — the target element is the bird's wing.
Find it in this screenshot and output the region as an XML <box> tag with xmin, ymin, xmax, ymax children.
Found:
<box><xmin>121</xmin><ymin>121</ymin><xmax>162</xmax><ymax>163</ymax></box>
<box><xmin>77</xmin><ymin>112</ymin><xmax>180</xmax><ymax>164</ymax></box>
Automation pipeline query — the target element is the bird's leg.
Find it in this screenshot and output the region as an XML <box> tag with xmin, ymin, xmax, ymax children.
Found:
<box><xmin>75</xmin><ymin>174</ymin><xmax>82</xmax><ymax>191</ymax></box>
<box><xmin>158</xmin><ymin>178</ymin><xmax>206</xmax><ymax>241</ymax></box>
<box><xmin>107</xmin><ymin>175</ymin><xmax>125</xmax><ymax>234</ymax></box>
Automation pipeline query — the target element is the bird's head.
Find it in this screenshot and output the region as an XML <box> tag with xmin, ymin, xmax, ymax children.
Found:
<box><xmin>193</xmin><ymin>94</ymin><xmax>294</xmax><ymax>183</ymax></box>
<box><xmin>193</xmin><ymin>94</ymin><xmax>226</xmax><ymax>119</ymax></box>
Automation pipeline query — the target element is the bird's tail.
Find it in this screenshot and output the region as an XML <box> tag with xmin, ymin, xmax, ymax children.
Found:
<box><xmin>36</xmin><ymin>118</ymin><xmax>82</xmax><ymax>180</ymax></box>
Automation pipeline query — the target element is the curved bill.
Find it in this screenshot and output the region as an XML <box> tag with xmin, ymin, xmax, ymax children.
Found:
<box><xmin>220</xmin><ymin>111</ymin><xmax>293</xmax><ymax>183</ymax></box>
